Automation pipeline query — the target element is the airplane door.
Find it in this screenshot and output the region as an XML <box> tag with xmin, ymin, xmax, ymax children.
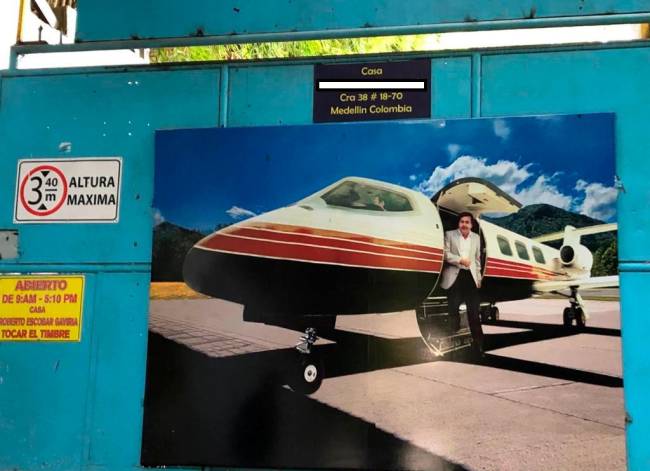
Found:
<box><xmin>415</xmin><ymin>204</ymin><xmax>485</xmax><ymax>356</ymax></box>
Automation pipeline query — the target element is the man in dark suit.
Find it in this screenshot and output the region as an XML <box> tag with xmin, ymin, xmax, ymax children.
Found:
<box><xmin>440</xmin><ymin>212</ymin><xmax>484</xmax><ymax>353</ymax></box>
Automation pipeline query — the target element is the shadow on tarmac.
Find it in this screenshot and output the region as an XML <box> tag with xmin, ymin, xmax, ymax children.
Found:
<box><xmin>141</xmin><ymin>332</ymin><xmax>466</xmax><ymax>470</ymax></box>
<box><xmin>477</xmin><ymin>319</ymin><xmax>622</xmax><ymax>387</ymax></box>
<box><xmin>323</xmin><ymin>325</ymin><xmax>622</xmax><ymax>388</ymax></box>
<box><xmin>487</xmin><ymin>319</ymin><xmax>620</xmax><ymax>337</ymax></box>
<box><xmin>142</xmin><ymin>318</ymin><xmax>621</xmax><ymax>467</ymax></box>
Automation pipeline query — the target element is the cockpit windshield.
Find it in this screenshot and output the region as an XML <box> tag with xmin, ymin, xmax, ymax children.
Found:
<box><xmin>320</xmin><ymin>181</ymin><xmax>413</xmax><ymax>212</ymax></box>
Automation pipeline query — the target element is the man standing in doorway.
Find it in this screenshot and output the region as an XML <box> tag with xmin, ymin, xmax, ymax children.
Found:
<box><xmin>440</xmin><ymin>212</ymin><xmax>484</xmax><ymax>353</ymax></box>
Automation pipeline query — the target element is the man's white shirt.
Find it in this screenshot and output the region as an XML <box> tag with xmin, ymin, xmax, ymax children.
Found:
<box><xmin>457</xmin><ymin>229</ymin><xmax>471</xmax><ymax>270</ymax></box>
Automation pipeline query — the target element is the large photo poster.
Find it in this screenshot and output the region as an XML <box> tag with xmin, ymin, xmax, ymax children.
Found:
<box><xmin>142</xmin><ymin>114</ymin><xmax>620</xmax><ymax>470</ymax></box>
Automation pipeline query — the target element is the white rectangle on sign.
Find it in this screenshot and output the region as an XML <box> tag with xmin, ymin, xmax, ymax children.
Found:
<box><xmin>14</xmin><ymin>158</ymin><xmax>122</xmax><ymax>223</ymax></box>
<box><xmin>317</xmin><ymin>80</ymin><xmax>426</xmax><ymax>90</ymax></box>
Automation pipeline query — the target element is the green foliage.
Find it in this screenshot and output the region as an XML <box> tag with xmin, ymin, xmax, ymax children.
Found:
<box><xmin>151</xmin><ymin>222</ymin><xmax>205</xmax><ymax>281</ymax></box>
<box><xmin>592</xmin><ymin>238</ymin><xmax>618</xmax><ymax>276</ymax></box>
<box><xmin>150</xmin><ymin>35</ymin><xmax>432</xmax><ymax>63</ymax></box>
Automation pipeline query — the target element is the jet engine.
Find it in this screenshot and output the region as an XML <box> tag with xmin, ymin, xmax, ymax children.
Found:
<box><xmin>559</xmin><ymin>243</ymin><xmax>593</xmax><ymax>273</ymax></box>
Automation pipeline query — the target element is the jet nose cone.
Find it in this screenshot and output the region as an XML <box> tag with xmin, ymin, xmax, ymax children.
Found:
<box><xmin>182</xmin><ymin>246</ymin><xmax>210</xmax><ymax>295</ymax></box>
<box><xmin>182</xmin><ymin>244</ymin><xmax>247</xmax><ymax>304</ymax></box>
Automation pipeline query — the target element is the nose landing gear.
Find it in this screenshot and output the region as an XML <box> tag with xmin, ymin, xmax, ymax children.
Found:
<box><xmin>296</xmin><ymin>327</ymin><xmax>318</xmax><ymax>354</ymax></box>
<box><xmin>287</xmin><ymin>327</ymin><xmax>324</xmax><ymax>394</ymax></box>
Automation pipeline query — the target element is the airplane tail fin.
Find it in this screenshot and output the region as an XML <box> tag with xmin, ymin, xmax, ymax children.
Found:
<box><xmin>533</xmin><ymin>223</ymin><xmax>617</xmax><ymax>244</ymax></box>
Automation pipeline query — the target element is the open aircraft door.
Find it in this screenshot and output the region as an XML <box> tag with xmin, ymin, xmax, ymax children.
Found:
<box><xmin>432</xmin><ymin>177</ymin><xmax>522</xmax><ymax>217</ymax></box>
<box><xmin>415</xmin><ymin>178</ymin><xmax>523</xmax><ymax>356</ymax></box>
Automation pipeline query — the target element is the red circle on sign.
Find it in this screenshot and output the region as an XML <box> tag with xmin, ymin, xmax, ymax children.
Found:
<box><xmin>19</xmin><ymin>165</ymin><xmax>68</xmax><ymax>216</ymax></box>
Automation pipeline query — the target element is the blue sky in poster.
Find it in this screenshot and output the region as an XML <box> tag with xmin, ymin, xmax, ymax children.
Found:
<box><xmin>154</xmin><ymin>113</ymin><xmax>616</xmax><ymax>232</ymax></box>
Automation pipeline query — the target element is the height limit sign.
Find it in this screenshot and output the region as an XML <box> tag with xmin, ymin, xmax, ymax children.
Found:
<box><xmin>14</xmin><ymin>158</ymin><xmax>122</xmax><ymax>223</ymax></box>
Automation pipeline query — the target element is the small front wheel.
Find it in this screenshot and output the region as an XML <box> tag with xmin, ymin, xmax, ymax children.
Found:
<box><xmin>287</xmin><ymin>352</ymin><xmax>324</xmax><ymax>395</ymax></box>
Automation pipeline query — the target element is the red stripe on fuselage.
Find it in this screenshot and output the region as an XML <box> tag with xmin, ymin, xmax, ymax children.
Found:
<box><xmin>484</xmin><ymin>256</ymin><xmax>562</xmax><ymax>280</ymax></box>
<box><xmin>238</xmin><ymin>222</ymin><xmax>443</xmax><ymax>256</ymax></box>
<box><xmin>224</xmin><ymin>226</ymin><xmax>443</xmax><ymax>261</ymax></box>
<box><xmin>486</xmin><ymin>257</ymin><xmax>564</xmax><ymax>277</ymax></box>
<box><xmin>484</xmin><ymin>266</ymin><xmax>555</xmax><ymax>280</ymax></box>
<box><xmin>198</xmin><ymin>233</ymin><xmax>442</xmax><ymax>273</ymax></box>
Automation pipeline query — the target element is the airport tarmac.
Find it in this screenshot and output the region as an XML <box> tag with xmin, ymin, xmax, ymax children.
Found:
<box><xmin>144</xmin><ymin>297</ymin><xmax>624</xmax><ymax>471</ymax></box>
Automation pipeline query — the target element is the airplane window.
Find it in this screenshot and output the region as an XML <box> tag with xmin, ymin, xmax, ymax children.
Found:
<box><xmin>515</xmin><ymin>241</ymin><xmax>530</xmax><ymax>260</ymax></box>
<box><xmin>532</xmin><ymin>246</ymin><xmax>546</xmax><ymax>264</ymax></box>
<box><xmin>497</xmin><ymin>235</ymin><xmax>513</xmax><ymax>256</ymax></box>
<box><xmin>321</xmin><ymin>181</ymin><xmax>412</xmax><ymax>212</ymax></box>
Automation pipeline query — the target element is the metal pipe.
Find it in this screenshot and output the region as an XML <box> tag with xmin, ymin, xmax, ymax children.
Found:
<box><xmin>16</xmin><ymin>0</ymin><xmax>26</xmax><ymax>43</ymax></box>
<box><xmin>11</xmin><ymin>12</ymin><xmax>650</xmax><ymax>56</ymax></box>
<box><xmin>5</xmin><ymin>38</ymin><xmax>650</xmax><ymax>78</ymax></box>
<box><xmin>219</xmin><ymin>64</ymin><xmax>229</xmax><ymax>127</ymax></box>
<box><xmin>8</xmin><ymin>48</ymin><xmax>18</xmax><ymax>71</ymax></box>
<box><xmin>619</xmin><ymin>262</ymin><xmax>650</xmax><ymax>272</ymax></box>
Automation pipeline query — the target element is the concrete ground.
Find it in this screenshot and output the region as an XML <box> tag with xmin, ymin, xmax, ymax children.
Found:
<box><xmin>148</xmin><ymin>297</ymin><xmax>624</xmax><ymax>471</ymax></box>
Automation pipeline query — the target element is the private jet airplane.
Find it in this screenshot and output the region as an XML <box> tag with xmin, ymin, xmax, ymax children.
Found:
<box><xmin>183</xmin><ymin>176</ymin><xmax>618</xmax><ymax>393</ymax></box>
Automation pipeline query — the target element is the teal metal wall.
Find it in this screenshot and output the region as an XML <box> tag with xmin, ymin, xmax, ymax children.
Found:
<box><xmin>74</xmin><ymin>0</ymin><xmax>650</xmax><ymax>42</ymax></box>
<box><xmin>1</xmin><ymin>41</ymin><xmax>649</xmax><ymax>470</ymax></box>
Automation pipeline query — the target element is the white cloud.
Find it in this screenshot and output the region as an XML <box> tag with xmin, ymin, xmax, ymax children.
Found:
<box><xmin>493</xmin><ymin>119</ymin><xmax>511</xmax><ymax>140</ymax></box>
<box><xmin>414</xmin><ymin>155</ymin><xmax>614</xmax><ymax>218</ymax></box>
<box><xmin>574</xmin><ymin>180</ymin><xmax>617</xmax><ymax>221</ymax></box>
<box><xmin>152</xmin><ymin>208</ymin><xmax>165</xmax><ymax>226</ymax></box>
<box><xmin>447</xmin><ymin>143</ymin><xmax>461</xmax><ymax>159</ymax></box>
<box><xmin>514</xmin><ymin>175</ymin><xmax>572</xmax><ymax>209</ymax></box>
<box><xmin>226</xmin><ymin>206</ymin><xmax>257</xmax><ymax>219</ymax></box>
<box><xmin>409</xmin><ymin>174</ymin><xmax>417</xmax><ymax>181</ymax></box>
<box><xmin>575</xmin><ymin>179</ymin><xmax>588</xmax><ymax>191</ymax></box>
<box><xmin>416</xmin><ymin>155</ymin><xmax>532</xmax><ymax>197</ymax></box>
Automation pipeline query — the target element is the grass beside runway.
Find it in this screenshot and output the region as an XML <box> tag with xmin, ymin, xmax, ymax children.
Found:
<box><xmin>149</xmin><ymin>282</ymin><xmax>208</xmax><ymax>300</ymax></box>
